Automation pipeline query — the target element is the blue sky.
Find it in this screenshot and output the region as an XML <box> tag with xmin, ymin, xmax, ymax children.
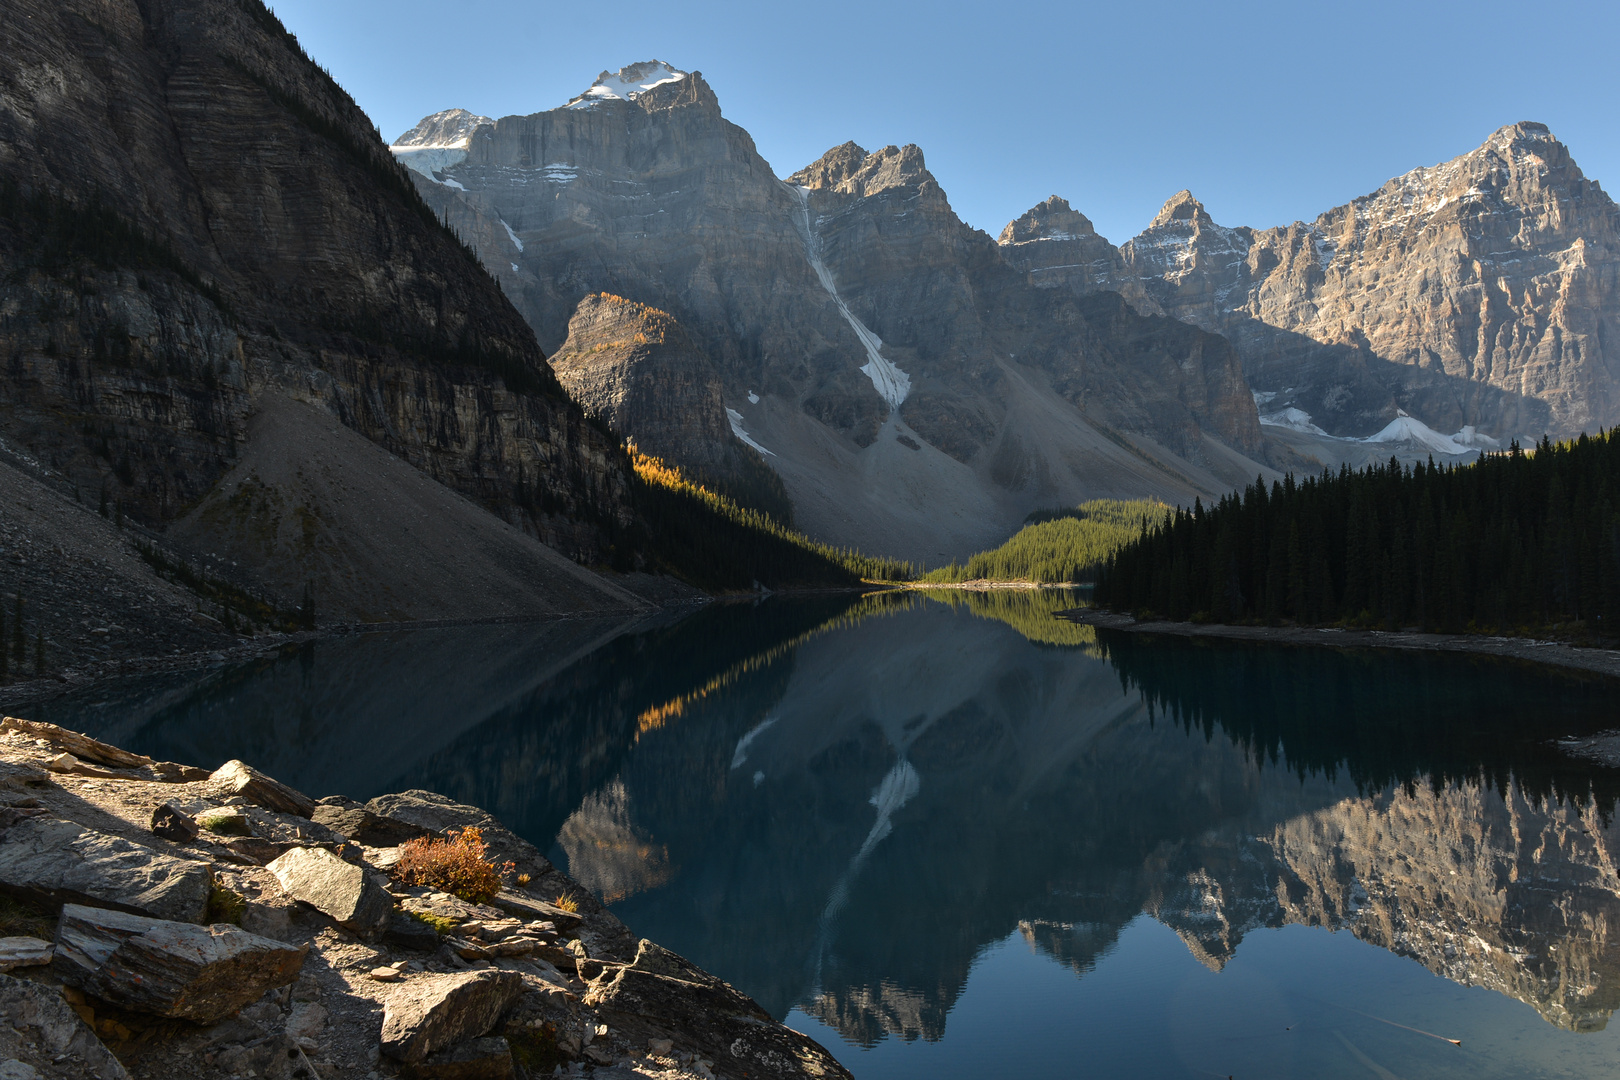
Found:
<box><xmin>271</xmin><ymin>0</ymin><xmax>1620</xmax><ymax>243</ymax></box>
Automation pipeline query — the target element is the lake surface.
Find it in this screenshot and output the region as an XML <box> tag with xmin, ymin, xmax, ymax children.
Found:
<box><xmin>42</xmin><ymin>591</ymin><xmax>1620</xmax><ymax>1079</ymax></box>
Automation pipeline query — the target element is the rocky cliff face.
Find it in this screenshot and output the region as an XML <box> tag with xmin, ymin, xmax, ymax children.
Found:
<box><xmin>550</xmin><ymin>294</ymin><xmax>790</xmax><ymax>520</ymax></box>
<box><xmin>0</xmin><ymin>0</ymin><xmax>636</xmax><ymax>618</ymax></box>
<box><xmin>1025</xmin><ymin>124</ymin><xmax>1620</xmax><ymax>442</ymax></box>
<box><xmin>396</xmin><ymin>64</ymin><xmax>1270</xmax><ymax>562</ymax></box>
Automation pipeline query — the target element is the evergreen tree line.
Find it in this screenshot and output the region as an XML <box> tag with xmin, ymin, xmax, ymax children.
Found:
<box><xmin>0</xmin><ymin>595</ymin><xmax>45</xmax><ymax>684</ymax></box>
<box><xmin>924</xmin><ymin>499</ymin><xmax>1167</xmax><ymax>584</ymax></box>
<box><xmin>628</xmin><ymin>449</ymin><xmax>915</xmax><ymax>590</ymax></box>
<box><xmin>1096</xmin><ymin>432</ymin><xmax>1620</xmax><ymax>634</ymax></box>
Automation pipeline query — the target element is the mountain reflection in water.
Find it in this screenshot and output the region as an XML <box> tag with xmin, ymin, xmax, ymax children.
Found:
<box><xmin>46</xmin><ymin>591</ymin><xmax>1620</xmax><ymax>1076</ymax></box>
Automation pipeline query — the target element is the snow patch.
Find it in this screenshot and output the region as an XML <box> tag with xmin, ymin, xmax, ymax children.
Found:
<box><xmin>727</xmin><ymin>408</ymin><xmax>775</xmax><ymax>457</ymax></box>
<box><xmin>747</xmin><ymin>391</ymin><xmax>760</xmax><ymax>405</ymax></box>
<box><xmin>390</xmin><ymin>146</ymin><xmax>468</xmax><ymax>180</ymax></box>
<box><xmin>567</xmin><ymin>61</ymin><xmax>686</xmax><ymax>109</ymax></box>
<box><xmin>1365</xmin><ymin>411</ymin><xmax>1489</xmax><ymax>456</ymax></box>
<box><xmin>501</xmin><ymin>221</ymin><xmax>523</xmax><ymax>251</ymax></box>
<box><xmin>1259</xmin><ymin>407</ymin><xmax>1329</xmax><ymax>436</ymax></box>
<box><xmin>785</xmin><ymin>184</ymin><xmax>911</xmax><ymax>410</ymax></box>
<box><xmin>510</xmin><ymin>262</ymin><xmax>520</xmax><ymax>272</ymax></box>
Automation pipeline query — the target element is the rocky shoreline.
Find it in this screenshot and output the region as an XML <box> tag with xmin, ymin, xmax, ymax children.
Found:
<box><xmin>0</xmin><ymin>716</ymin><xmax>849</xmax><ymax>1080</ymax></box>
<box><xmin>1062</xmin><ymin>607</ymin><xmax>1620</xmax><ymax>682</ymax></box>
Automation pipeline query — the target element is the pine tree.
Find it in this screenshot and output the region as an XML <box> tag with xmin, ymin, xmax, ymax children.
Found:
<box><xmin>11</xmin><ymin>597</ymin><xmax>23</xmax><ymax>666</ymax></box>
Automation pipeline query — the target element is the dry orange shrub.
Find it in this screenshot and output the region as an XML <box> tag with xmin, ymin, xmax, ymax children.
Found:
<box><xmin>390</xmin><ymin>827</ymin><xmax>513</xmax><ymax>903</ymax></box>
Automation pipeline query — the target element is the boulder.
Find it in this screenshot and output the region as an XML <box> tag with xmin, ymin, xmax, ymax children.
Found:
<box><xmin>52</xmin><ymin>904</ymin><xmax>306</xmax><ymax>1024</ymax></box>
<box><xmin>149</xmin><ymin>803</ymin><xmax>200</xmax><ymax>843</ymax></box>
<box><xmin>266</xmin><ymin>847</ymin><xmax>391</xmax><ymax>933</ymax></box>
<box><xmin>401</xmin><ymin>1035</ymin><xmax>514</xmax><ymax>1079</ymax></box>
<box><xmin>0</xmin><ymin>972</ymin><xmax>129</xmax><ymax>1080</ymax></box>
<box><xmin>211</xmin><ymin>761</ymin><xmax>315</xmax><ymax>818</ymax></box>
<box><xmin>0</xmin><ymin>817</ymin><xmax>213</xmax><ymax>923</ymax></box>
<box><xmin>0</xmin><ymin>938</ymin><xmax>51</xmax><ymax>972</ymax></box>
<box><xmin>312</xmin><ymin>803</ymin><xmax>431</xmax><ymax>847</ymax></box>
<box><xmin>379</xmin><ymin>971</ymin><xmax>524</xmax><ymax>1063</ymax></box>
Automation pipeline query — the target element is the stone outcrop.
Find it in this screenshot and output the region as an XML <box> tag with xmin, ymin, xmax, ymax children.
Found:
<box><xmin>395</xmin><ymin>63</ymin><xmax>1271</xmax><ymax>562</ymax></box>
<box><xmin>0</xmin><ymin>817</ymin><xmax>214</xmax><ymax>924</ymax></box>
<box><xmin>52</xmin><ymin>904</ymin><xmax>306</xmax><ymax>1024</ymax></box>
<box><xmin>379</xmin><ymin>971</ymin><xmax>524</xmax><ymax>1063</ymax></box>
<box><xmin>0</xmin><ymin>716</ymin><xmax>848</xmax><ymax>1079</ymax></box>
<box><xmin>1035</xmin><ymin>123</ymin><xmax>1620</xmax><ymax>442</ymax></box>
<box><xmin>0</xmin><ymin>0</ymin><xmax>641</xmax><ymax>631</ymax></box>
<box><xmin>0</xmin><ymin>973</ymin><xmax>129</xmax><ymax>1080</ymax></box>
<box><xmin>550</xmin><ymin>294</ymin><xmax>790</xmax><ymax>520</ymax></box>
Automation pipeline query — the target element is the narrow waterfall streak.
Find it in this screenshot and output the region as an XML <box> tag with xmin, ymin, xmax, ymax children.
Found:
<box><xmin>786</xmin><ymin>184</ymin><xmax>911</xmax><ymax>411</ymax></box>
<box><xmin>808</xmin><ymin>758</ymin><xmax>921</xmax><ymax>988</ymax></box>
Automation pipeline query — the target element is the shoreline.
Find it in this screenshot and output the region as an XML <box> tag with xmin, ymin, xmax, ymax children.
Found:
<box><xmin>900</xmin><ymin>580</ymin><xmax>1090</xmax><ymax>592</ymax></box>
<box><xmin>1061</xmin><ymin>607</ymin><xmax>1620</xmax><ymax>681</ymax></box>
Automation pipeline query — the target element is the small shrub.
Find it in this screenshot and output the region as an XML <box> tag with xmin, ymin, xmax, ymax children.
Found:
<box><xmin>553</xmin><ymin>892</ymin><xmax>581</xmax><ymax>914</ymax></box>
<box><xmin>390</xmin><ymin>827</ymin><xmax>513</xmax><ymax>903</ymax></box>
<box><xmin>406</xmin><ymin>908</ymin><xmax>457</xmax><ymax>935</ymax></box>
<box><xmin>207</xmin><ymin>884</ymin><xmax>246</xmax><ymax>925</ymax></box>
<box><xmin>197</xmin><ymin>809</ymin><xmax>251</xmax><ymax>836</ymax></box>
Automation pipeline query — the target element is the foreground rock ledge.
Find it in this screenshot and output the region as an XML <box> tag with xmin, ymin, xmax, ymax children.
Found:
<box><xmin>0</xmin><ymin>718</ymin><xmax>851</xmax><ymax>1080</ymax></box>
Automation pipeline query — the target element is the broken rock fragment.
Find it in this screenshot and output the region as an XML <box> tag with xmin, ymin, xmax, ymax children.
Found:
<box><xmin>211</xmin><ymin>760</ymin><xmax>316</xmax><ymax>818</ymax></box>
<box><xmin>380</xmin><ymin>970</ymin><xmax>524</xmax><ymax>1063</ymax></box>
<box><xmin>52</xmin><ymin>904</ymin><xmax>306</xmax><ymax>1024</ymax></box>
<box><xmin>267</xmin><ymin>847</ymin><xmax>391</xmax><ymax>933</ymax></box>
<box><xmin>149</xmin><ymin>803</ymin><xmax>200</xmax><ymax>843</ymax></box>
<box><xmin>0</xmin><ymin>937</ymin><xmax>51</xmax><ymax>972</ymax></box>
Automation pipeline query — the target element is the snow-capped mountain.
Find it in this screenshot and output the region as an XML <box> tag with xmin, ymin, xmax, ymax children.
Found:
<box><xmin>390</xmin><ymin>63</ymin><xmax>1268</xmax><ymax>562</ymax></box>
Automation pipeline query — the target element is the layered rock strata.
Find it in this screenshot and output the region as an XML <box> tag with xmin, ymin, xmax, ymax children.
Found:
<box><xmin>0</xmin><ymin>0</ymin><xmax>639</xmax><ymax>621</ymax></box>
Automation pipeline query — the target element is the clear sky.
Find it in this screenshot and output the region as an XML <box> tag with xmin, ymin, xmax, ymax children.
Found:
<box><xmin>270</xmin><ymin>0</ymin><xmax>1620</xmax><ymax>244</ymax></box>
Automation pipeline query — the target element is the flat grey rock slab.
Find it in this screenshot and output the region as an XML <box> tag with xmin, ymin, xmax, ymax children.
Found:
<box><xmin>267</xmin><ymin>847</ymin><xmax>392</xmax><ymax>933</ymax></box>
<box><xmin>0</xmin><ymin>937</ymin><xmax>51</xmax><ymax>973</ymax></box>
<box><xmin>52</xmin><ymin>904</ymin><xmax>307</xmax><ymax>1024</ymax></box>
<box><xmin>379</xmin><ymin>970</ymin><xmax>524</xmax><ymax>1063</ymax></box>
<box><xmin>0</xmin><ymin>971</ymin><xmax>129</xmax><ymax>1080</ymax></box>
<box><xmin>0</xmin><ymin>817</ymin><xmax>214</xmax><ymax>923</ymax></box>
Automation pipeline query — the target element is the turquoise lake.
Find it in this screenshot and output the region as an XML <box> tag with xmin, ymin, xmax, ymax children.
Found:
<box><xmin>41</xmin><ymin>591</ymin><xmax>1620</xmax><ymax>1079</ymax></box>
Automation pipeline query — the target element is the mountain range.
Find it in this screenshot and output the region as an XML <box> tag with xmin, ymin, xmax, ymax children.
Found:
<box><xmin>396</xmin><ymin>62</ymin><xmax>1620</xmax><ymax>561</ymax></box>
<box><xmin>4</xmin><ymin>4</ymin><xmax>1619</xmax><ymax>628</ymax></box>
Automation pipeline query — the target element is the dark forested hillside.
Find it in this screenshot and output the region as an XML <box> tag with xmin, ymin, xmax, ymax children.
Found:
<box><xmin>1097</xmin><ymin>434</ymin><xmax>1620</xmax><ymax>635</ymax></box>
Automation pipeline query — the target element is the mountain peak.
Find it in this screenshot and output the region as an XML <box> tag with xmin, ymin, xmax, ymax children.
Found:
<box><xmin>789</xmin><ymin>143</ymin><xmax>936</xmax><ymax>200</ymax></box>
<box><xmin>391</xmin><ymin>108</ymin><xmax>492</xmax><ymax>149</ymax></box>
<box><xmin>999</xmin><ymin>196</ymin><xmax>1099</xmax><ymax>245</ymax></box>
<box><xmin>566</xmin><ymin>60</ymin><xmax>688</xmax><ymax>110</ymax></box>
<box><xmin>1150</xmin><ymin>190</ymin><xmax>1213</xmax><ymax>229</ymax></box>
